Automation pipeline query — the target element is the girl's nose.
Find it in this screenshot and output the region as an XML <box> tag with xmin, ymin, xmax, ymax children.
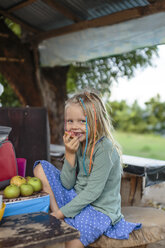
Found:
<box><xmin>72</xmin><ymin>122</ymin><xmax>79</xmax><ymax>129</ymax></box>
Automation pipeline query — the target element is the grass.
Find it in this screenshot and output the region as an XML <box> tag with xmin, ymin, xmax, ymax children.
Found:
<box><xmin>113</xmin><ymin>131</ymin><xmax>165</xmax><ymax>160</ymax></box>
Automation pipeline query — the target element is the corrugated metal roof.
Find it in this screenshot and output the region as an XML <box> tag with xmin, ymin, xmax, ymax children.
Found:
<box><xmin>13</xmin><ymin>0</ymin><xmax>73</xmax><ymax>31</ymax></box>
<box><xmin>0</xmin><ymin>0</ymin><xmax>22</xmax><ymax>9</ymax></box>
<box><xmin>55</xmin><ymin>0</ymin><xmax>149</xmax><ymax>20</ymax></box>
<box><xmin>0</xmin><ymin>0</ymin><xmax>150</xmax><ymax>32</ymax></box>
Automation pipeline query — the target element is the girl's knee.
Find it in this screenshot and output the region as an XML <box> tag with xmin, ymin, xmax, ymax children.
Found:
<box><xmin>33</xmin><ymin>163</ymin><xmax>51</xmax><ymax>191</ymax></box>
<box><xmin>33</xmin><ymin>163</ymin><xmax>44</xmax><ymax>178</ymax></box>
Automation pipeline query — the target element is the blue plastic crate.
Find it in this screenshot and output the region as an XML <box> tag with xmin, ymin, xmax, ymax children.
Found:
<box><xmin>4</xmin><ymin>192</ymin><xmax>50</xmax><ymax>217</ymax></box>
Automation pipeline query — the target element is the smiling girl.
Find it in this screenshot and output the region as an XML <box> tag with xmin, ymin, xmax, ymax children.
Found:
<box><xmin>33</xmin><ymin>89</ymin><xmax>141</xmax><ymax>248</ymax></box>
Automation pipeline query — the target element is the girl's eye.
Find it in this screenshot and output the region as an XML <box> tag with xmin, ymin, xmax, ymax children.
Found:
<box><xmin>66</xmin><ymin>120</ymin><xmax>73</xmax><ymax>123</ymax></box>
<box><xmin>81</xmin><ymin>120</ymin><xmax>86</xmax><ymax>124</ymax></box>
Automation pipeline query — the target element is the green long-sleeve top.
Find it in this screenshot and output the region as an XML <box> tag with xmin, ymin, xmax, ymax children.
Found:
<box><xmin>60</xmin><ymin>137</ymin><xmax>123</xmax><ymax>225</ymax></box>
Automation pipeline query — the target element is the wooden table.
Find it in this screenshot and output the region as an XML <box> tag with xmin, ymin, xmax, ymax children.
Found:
<box><xmin>0</xmin><ymin>212</ymin><xmax>80</xmax><ymax>248</ymax></box>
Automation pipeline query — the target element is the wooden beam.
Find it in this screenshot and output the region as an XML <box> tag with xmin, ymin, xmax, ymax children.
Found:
<box><xmin>0</xmin><ymin>33</ymin><xmax>9</xmax><ymax>38</ymax></box>
<box><xmin>34</xmin><ymin>0</ymin><xmax>165</xmax><ymax>43</ymax></box>
<box><xmin>0</xmin><ymin>57</ymin><xmax>25</xmax><ymax>63</ymax></box>
<box><xmin>41</xmin><ymin>0</ymin><xmax>81</xmax><ymax>22</ymax></box>
<box><xmin>7</xmin><ymin>0</ymin><xmax>37</xmax><ymax>13</ymax></box>
<box><xmin>0</xmin><ymin>8</ymin><xmax>39</xmax><ymax>34</ymax></box>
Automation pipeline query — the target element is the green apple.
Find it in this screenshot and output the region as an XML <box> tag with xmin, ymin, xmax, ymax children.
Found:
<box><xmin>27</xmin><ymin>177</ymin><xmax>42</xmax><ymax>192</ymax></box>
<box><xmin>10</xmin><ymin>176</ymin><xmax>26</xmax><ymax>187</ymax></box>
<box><xmin>20</xmin><ymin>183</ymin><xmax>34</xmax><ymax>197</ymax></box>
<box><xmin>25</xmin><ymin>176</ymin><xmax>32</xmax><ymax>182</ymax></box>
<box><xmin>4</xmin><ymin>185</ymin><xmax>20</xmax><ymax>199</ymax></box>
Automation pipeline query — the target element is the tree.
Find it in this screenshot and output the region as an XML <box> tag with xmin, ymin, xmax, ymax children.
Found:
<box><xmin>145</xmin><ymin>94</ymin><xmax>165</xmax><ymax>134</ymax></box>
<box><xmin>0</xmin><ymin>17</ymin><xmax>158</xmax><ymax>144</ymax></box>
<box><xmin>67</xmin><ymin>47</ymin><xmax>158</xmax><ymax>94</ymax></box>
<box><xmin>106</xmin><ymin>95</ymin><xmax>165</xmax><ymax>135</ymax></box>
<box><xmin>0</xmin><ymin>17</ymin><xmax>68</xmax><ymax>144</ymax></box>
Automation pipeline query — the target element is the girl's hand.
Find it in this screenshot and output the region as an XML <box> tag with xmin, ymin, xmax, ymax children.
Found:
<box><xmin>63</xmin><ymin>132</ymin><xmax>80</xmax><ymax>167</ymax></box>
<box><xmin>56</xmin><ymin>210</ymin><xmax>65</xmax><ymax>219</ymax></box>
<box><xmin>63</xmin><ymin>132</ymin><xmax>80</xmax><ymax>154</ymax></box>
<box><xmin>51</xmin><ymin>210</ymin><xmax>64</xmax><ymax>220</ymax></box>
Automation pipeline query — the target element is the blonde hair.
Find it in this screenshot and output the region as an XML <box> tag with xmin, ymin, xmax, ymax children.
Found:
<box><xmin>65</xmin><ymin>89</ymin><xmax>122</xmax><ymax>163</ymax></box>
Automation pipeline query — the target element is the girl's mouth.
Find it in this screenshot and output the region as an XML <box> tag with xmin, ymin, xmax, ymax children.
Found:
<box><xmin>65</xmin><ymin>131</ymin><xmax>84</xmax><ymax>138</ymax></box>
<box><xmin>75</xmin><ymin>133</ymin><xmax>84</xmax><ymax>138</ymax></box>
<box><xmin>72</xmin><ymin>132</ymin><xmax>84</xmax><ymax>138</ymax></box>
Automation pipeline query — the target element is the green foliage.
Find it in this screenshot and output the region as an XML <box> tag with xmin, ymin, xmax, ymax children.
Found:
<box><xmin>0</xmin><ymin>74</ymin><xmax>21</xmax><ymax>107</ymax></box>
<box><xmin>107</xmin><ymin>95</ymin><xmax>165</xmax><ymax>135</ymax></box>
<box><xmin>66</xmin><ymin>46</ymin><xmax>158</xmax><ymax>94</ymax></box>
<box><xmin>145</xmin><ymin>95</ymin><xmax>165</xmax><ymax>134</ymax></box>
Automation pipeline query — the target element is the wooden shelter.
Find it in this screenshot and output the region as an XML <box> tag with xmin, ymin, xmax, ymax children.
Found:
<box><xmin>1</xmin><ymin>2</ymin><xmax>165</xmax><ymax>247</ymax></box>
<box><xmin>0</xmin><ymin>0</ymin><xmax>165</xmax><ymax>144</ymax></box>
<box><xmin>0</xmin><ymin>0</ymin><xmax>165</xmax><ymax>44</ymax></box>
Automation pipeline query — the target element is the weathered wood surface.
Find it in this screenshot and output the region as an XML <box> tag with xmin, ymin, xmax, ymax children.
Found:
<box><xmin>2</xmin><ymin>191</ymin><xmax>48</xmax><ymax>203</ymax></box>
<box><xmin>0</xmin><ymin>212</ymin><xmax>80</xmax><ymax>248</ymax></box>
<box><xmin>88</xmin><ymin>207</ymin><xmax>165</xmax><ymax>248</ymax></box>
<box><xmin>121</xmin><ymin>173</ymin><xmax>142</xmax><ymax>206</ymax></box>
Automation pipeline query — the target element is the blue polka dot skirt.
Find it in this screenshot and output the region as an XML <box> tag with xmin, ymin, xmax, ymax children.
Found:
<box><xmin>34</xmin><ymin>160</ymin><xmax>142</xmax><ymax>247</ymax></box>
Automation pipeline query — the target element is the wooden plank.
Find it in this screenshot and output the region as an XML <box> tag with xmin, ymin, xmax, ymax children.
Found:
<box><xmin>121</xmin><ymin>173</ymin><xmax>143</xmax><ymax>206</ymax></box>
<box><xmin>0</xmin><ymin>33</ymin><xmax>9</xmax><ymax>38</ymax></box>
<box><xmin>42</xmin><ymin>0</ymin><xmax>81</xmax><ymax>22</ymax></box>
<box><xmin>7</xmin><ymin>0</ymin><xmax>37</xmax><ymax>13</ymax></box>
<box><xmin>33</xmin><ymin>0</ymin><xmax>165</xmax><ymax>42</ymax></box>
<box><xmin>0</xmin><ymin>57</ymin><xmax>24</xmax><ymax>63</ymax></box>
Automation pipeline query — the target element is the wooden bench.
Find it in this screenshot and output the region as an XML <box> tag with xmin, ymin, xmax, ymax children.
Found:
<box><xmin>87</xmin><ymin>206</ymin><xmax>165</xmax><ymax>248</ymax></box>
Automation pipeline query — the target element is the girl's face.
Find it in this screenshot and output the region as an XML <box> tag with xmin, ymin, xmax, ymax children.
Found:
<box><xmin>65</xmin><ymin>103</ymin><xmax>90</xmax><ymax>144</ymax></box>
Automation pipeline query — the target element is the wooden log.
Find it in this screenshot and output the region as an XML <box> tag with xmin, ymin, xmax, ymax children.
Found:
<box><xmin>88</xmin><ymin>207</ymin><xmax>165</xmax><ymax>248</ymax></box>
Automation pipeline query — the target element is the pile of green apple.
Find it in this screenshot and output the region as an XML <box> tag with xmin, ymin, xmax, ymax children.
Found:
<box><xmin>4</xmin><ymin>176</ymin><xmax>42</xmax><ymax>199</ymax></box>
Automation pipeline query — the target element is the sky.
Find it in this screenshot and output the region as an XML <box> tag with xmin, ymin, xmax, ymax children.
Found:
<box><xmin>110</xmin><ymin>44</ymin><xmax>165</xmax><ymax>107</ymax></box>
<box><xmin>0</xmin><ymin>45</ymin><xmax>165</xmax><ymax>106</ymax></box>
